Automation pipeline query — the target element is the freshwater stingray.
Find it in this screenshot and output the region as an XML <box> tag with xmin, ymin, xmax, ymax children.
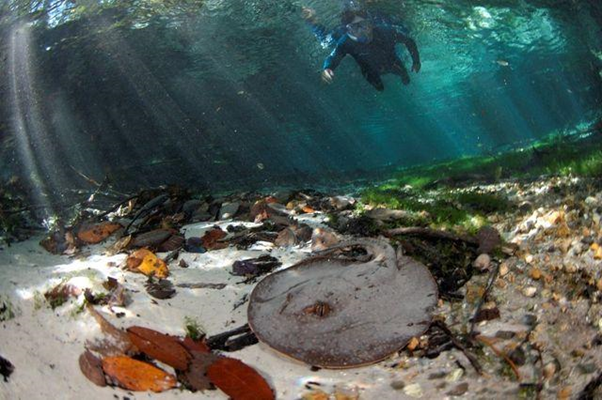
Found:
<box><xmin>248</xmin><ymin>238</ymin><xmax>438</xmax><ymax>368</ymax></box>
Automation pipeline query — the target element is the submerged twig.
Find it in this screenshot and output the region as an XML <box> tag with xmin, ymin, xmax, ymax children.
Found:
<box><xmin>469</xmin><ymin>261</ymin><xmax>500</xmax><ymax>336</ymax></box>
<box><xmin>431</xmin><ymin>320</ymin><xmax>483</xmax><ymax>375</ymax></box>
<box><xmin>476</xmin><ymin>334</ymin><xmax>521</xmax><ymax>381</ymax></box>
<box><xmin>206</xmin><ymin>324</ymin><xmax>256</xmax><ymax>351</ymax></box>
<box><xmin>176</xmin><ymin>282</ymin><xmax>227</xmax><ymax>290</ymax></box>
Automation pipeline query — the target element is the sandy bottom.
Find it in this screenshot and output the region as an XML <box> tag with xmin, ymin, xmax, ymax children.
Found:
<box><xmin>2</xmin><ymin>179</ymin><xmax>602</xmax><ymax>400</ymax></box>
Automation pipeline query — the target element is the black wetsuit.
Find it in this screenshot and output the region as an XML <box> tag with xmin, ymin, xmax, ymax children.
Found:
<box><xmin>323</xmin><ymin>25</ymin><xmax>420</xmax><ymax>91</ymax></box>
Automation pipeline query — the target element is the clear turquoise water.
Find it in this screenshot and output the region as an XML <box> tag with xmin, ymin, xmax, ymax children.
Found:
<box><xmin>1</xmin><ymin>1</ymin><xmax>601</xmax><ymax>198</ymax></box>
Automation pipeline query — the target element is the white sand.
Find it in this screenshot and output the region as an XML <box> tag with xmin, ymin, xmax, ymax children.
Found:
<box><xmin>0</xmin><ymin>215</ymin><xmax>480</xmax><ymax>400</ymax></box>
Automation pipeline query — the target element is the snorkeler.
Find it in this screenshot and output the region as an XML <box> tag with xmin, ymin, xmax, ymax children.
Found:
<box><xmin>303</xmin><ymin>8</ymin><xmax>421</xmax><ymax>91</ymax></box>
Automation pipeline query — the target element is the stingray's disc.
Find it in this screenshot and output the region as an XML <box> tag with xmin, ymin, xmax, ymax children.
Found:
<box><xmin>248</xmin><ymin>239</ymin><xmax>438</xmax><ymax>368</ymax></box>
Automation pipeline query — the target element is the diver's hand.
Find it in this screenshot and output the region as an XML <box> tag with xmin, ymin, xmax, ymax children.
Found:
<box><xmin>412</xmin><ymin>62</ymin><xmax>421</xmax><ymax>73</ymax></box>
<box><xmin>322</xmin><ymin>69</ymin><xmax>335</xmax><ymax>84</ymax></box>
<box><xmin>301</xmin><ymin>7</ymin><xmax>316</xmax><ymax>23</ymax></box>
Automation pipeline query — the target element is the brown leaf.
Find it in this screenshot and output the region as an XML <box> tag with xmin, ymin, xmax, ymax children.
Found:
<box><xmin>181</xmin><ymin>337</ymin><xmax>211</xmax><ymax>354</ymax></box>
<box><xmin>207</xmin><ymin>357</ymin><xmax>275</xmax><ymax>400</ymax></box>
<box><xmin>274</xmin><ymin>228</ymin><xmax>298</xmax><ymax>247</ymax></box>
<box><xmin>179</xmin><ymin>352</ymin><xmax>219</xmax><ymax>392</ymax></box>
<box><xmin>79</xmin><ymin>350</ymin><xmax>107</xmax><ymax>387</ymax></box>
<box><xmin>102</xmin><ymin>356</ymin><xmax>177</xmax><ymax>392</ymax></box>
<box><xmin>127</xmin><ymin>326</ymin><xmax>191</xmax><ymax>371</ymax></box>
<box><xmin>77</xmin><ymin>221</ymin><xmax>122</xmax><ymax>244</ymax></box>
<box><xmin>86</xmin><ymin>306</ymin><xmax>134</xmax><ymax>356</ymax></box>
<box><xmin>44</xmin><ymin>283</ymin><xmax>82</xmax><ymax>308</ymax></box>
<box><xmin>201</xmin><ymin>228</ymin><xmax>228</xmax><ymax>250</ymax></box>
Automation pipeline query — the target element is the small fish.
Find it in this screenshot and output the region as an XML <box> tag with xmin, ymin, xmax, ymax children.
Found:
<box><xmin>496</xmin><ymin>60</ymin><xmax>509</xmax><ymax>67</ymax></box>
<box><xmin>257</xmin><ymin>163</ymin><xmax>265</xmax><ymax>170</ymax></box>
<box><xmin>237</xmin><ymin>90</ymin><xmax>245</xmax><ymax>95</ymax></box>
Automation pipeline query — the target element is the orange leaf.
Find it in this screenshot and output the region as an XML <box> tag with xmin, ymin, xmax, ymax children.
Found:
<box><xmin>301</xmin><ymin>205</ymin><xmax>315</xmax><ymax>214</ymax></box>
<box><xmin>207</xmin><ymin>357</ymin><xmax>274</xmax><ymax>400</ymax></box>
<box><xmin>126</xmin><ymin>249</ymin><xmax>169</xmax><ymax>278</ymax></box>
<box><xmin>127</xmin><ymin>326</ymin><xmax>191</xmax><ymax>371</ymax></box>
<box><xmin>77</xmin><ymin>222</ymin><xmax>122</xmax><ymax>244</ymax></box>
<box><xmin>102</xmin><ymin>356</ymin><xmax>177</xmax><ymax>392</ymax></box>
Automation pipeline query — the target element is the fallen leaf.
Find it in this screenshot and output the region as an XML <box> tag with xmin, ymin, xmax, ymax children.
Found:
<box><xmin>145</xmin><ymin>278</ymin><xmax>176</xmax><ymax>299</ymax></box>
<box><xmin>86</xmin><ymin>306</ymin><xmax>134</xmax><ymax>356</ymax></box>
<box><xmin>77</xmin><ymin>221</ymin><xmax>122</xmax><ymax>244</ymax></box>
<box><xmin>79</xmin><ymin>350</ymin><xmax>107</xmax><ymax>387</ymax></box>
<box><xmin>44</xmin><ymin>283</ymin><xmax>82</xmax><ymax>308</ymax></box>
<box><xmin>201</xmin><ymin>228</ymin><xmax>228</xmax><ymax>250</ymax></box>
<box><xmin>301</xmin><ymin>205</ymin><xmax>315</xmax><ymax>214</ymax></box>
<box><xmin>207</xmin><ymin>357</ymin><xmax>274</xmax><ymax>400</ymax></box>
<box><xmin>179</xmin><ymin>352</ymin><xmax>219</xmax><ymax>392</ymax></box>
<box><xmin>181</xmin><ymin>337</ymin><xmax>211</xmax><ymax>354</ymax></box>
<box><xmin>102</xmin><ymin>356</ymin><xmax>177</xmax><ymax>392</ymax></box>
<box><xmin>126</xmin><ymin>249</ymin><xmax>169</xmax><ymax>278</ymax></box>
<box><xmin>127</xmin><ymin>326</ymin><xmax>191</xmax><ymax>371</ymax></box>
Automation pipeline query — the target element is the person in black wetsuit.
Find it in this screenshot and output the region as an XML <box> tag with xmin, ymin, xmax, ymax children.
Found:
<box><xmin>304</xmin><ymin>9</ymin><xmax>421</xmax><ymax>91</ymax></box>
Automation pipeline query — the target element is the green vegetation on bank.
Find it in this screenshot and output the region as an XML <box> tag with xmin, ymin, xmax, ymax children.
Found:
<box><xmin>360</xmin><ymin>126</ymin><xmax>602</xmax><ymax>231</ymax></box>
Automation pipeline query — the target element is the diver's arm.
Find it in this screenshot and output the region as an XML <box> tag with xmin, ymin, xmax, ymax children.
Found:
<box><xmin>396</xmin><ymin>32</ymin><xmax>421</xmax><ymax>72</ymax></box>
<box><xmin>321</xmin><ymin>44</ymin><xmax>347</xmax><ymax>84</ymax></box>
<box><xmin>323</xmin><ymin>42</ymin><xmax>347</xmax><ymax>71</ymax></box>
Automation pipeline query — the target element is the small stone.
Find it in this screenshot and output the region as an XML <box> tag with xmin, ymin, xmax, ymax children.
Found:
<box><xmin>543</xmin><ymin>362</ymin><xmax>556</xmax><ymax>380</ymax></box>
<box><xmin>473</xmin><ymin>254</ymin><xmax>491</xmax><ymax>271</ymax></box>
<box><xmin>302</xmin><ymin>390</ymin><xmax>329</xmax><ymax>400</ymax></box>
<box><xmin>407</xmin><ymin>337</ymin><xmax>420</xmax><ymax>351</ymax></box>
<box><xmin>334</xmin><ymin>387</ymin><xmax>359</xmax><ymax>400</ymax></box>
<box><xmin>595</xmin><ymin>247</ymin><xmax>602</xmax><ymax>260</ymax></box>
<box><xmin>219</xmin><ymin>202</ymin><xmax>240</xmax><ymax>220</ymax></box>
<box><xmin>530</xmin><ymin>268</ymin><xmax>542</xmax><ymax>280</ymax></box>
<box><xmin>597</xmin><ymin>279</ymin><xmax>602</xmax><ymax>292</ymax></box>
<box><xmin>446</xmin><ymin>382</ymin><xmax>469</xmax><ymax>397</ymax></box>
<box><xmin>557</xmin><ymin>386</ymin><xmax>571</xmax><ymax>400</ymax></box>
<box><xmin>525</xmin><ymin>254</ymin><xmax>534</xmax><ymax>264</ymax></box>
<box><xmin>391</xmin><ymin>380</ymin><xmax>405</xmax><ymax>390</ymax></box>
<box><xmin>178</xmin><ymin>259</ymin><xmax>189</xmax><ymax>268</ymax></box>
<box><xmin>523</xmin><ymin>286</ymin><xmax>537</xmax><ymax>297</ymax></box>
<box><xmin>495</xmin><ymin>330</ymin><xmax>517</xmax><ymax>340</ymax></box>
<box><xmin>428</xmin><ymin>372</ymin><xmax>447</xmax><ymax>380</ymax></box>
<box><xmin>571</xmin><ymin>349</ymin><xmax>585</xmax><ymax>358</ymax></box>
<box><xmin>330</xmin><ymin>196</ymin><xmax>354</xmax><ymax>210</ymax></box>
<box><xmin>446</xmin><ymin>368</ymin><xmax>464</xmax><ymax>382</ymax></box>
<box><xmin>403</xmin><ymin>383</ymin><xmax>423</xmax><ymax>398</ymax></box>
<box><xmin>522</xmin><ymin>314</ymin><xmax>538</xmax><ymax>326</ymax></box>
<box><xmin>499</xmin><ymin>262</ymin><xmax>509</xmax><ymax>277</ymax></box>
<box><xmin>578</xmin><ymin>363</ymin><xmax>597</xmax><ymax>374</ymax></box>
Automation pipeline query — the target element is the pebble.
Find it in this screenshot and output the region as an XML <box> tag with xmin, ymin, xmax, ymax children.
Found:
<box><xmin>543</xmin><ymin>362</ymin><xmax>556</xmax><ymax>380</ymax></box>
<box><xmin>499</xmin><ymin>262</ymin><xmax>509</xmax><ymax>276</ymax></box>
<box><xmin>530</xmin><ymin>268</ymin><xmax>542</xmax><ymax>280</ymax></box>
<box><xmin>445</xmin><ymin>368</ymin><xmax>464</xmax><ymax>382</ymax></box>
<box><xmin>446</xmin><ymin>382</ymin><xmax>469</xmax><ymax>397</ymax></box>
<box><xmin>523</xmin><ymin>286</ymin><xmax>537</xmax><ymax>297</ymax></box>
<box><xmin>403</xmin><ymin>383</ymin><xmax>423</xmax><ymax>398</ymax></box>
<box><xmin>219</xmin><ymin>202</ymin><xmax>240</xmax><ymax>219</ymax></box>
<box><xmin>473</xmin><ymin>254</ymin><xmax>491</xmax><ymax>271</ymax></box>
<box><xmin>390</xmin><ymin>381</ymin><xmax>405</xmax><ymax>390</ymax></box>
